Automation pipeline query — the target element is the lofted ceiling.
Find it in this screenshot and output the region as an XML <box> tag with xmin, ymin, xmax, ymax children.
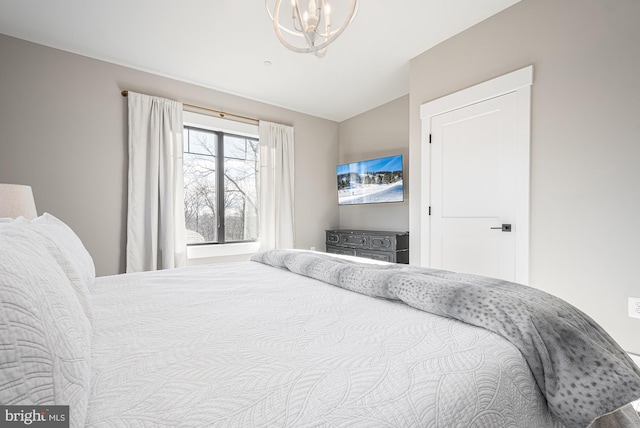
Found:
<box><xmin>0</xmin><ymin>0</ymin><xmax>520</xmax><ymax>122</ymax></box>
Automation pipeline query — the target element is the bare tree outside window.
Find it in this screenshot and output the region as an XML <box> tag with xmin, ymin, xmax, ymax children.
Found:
<box><xmin>183</xmin><ymin>127</ymin><xmax>259</xmax><ymax>245</ymax></box>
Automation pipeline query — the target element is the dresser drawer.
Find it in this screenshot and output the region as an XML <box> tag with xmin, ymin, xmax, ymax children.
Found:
<box><xmin>368</xmin><ymin>234</ymin><xmax>395</xmax><ymax>251</ymax></box>
<box><xmin>326</xmin><ymin>245</ymin><xmax>356</xmax><ymax>256</ymax></box>
<box><xmin>339</xmin><ymin>232</ymin><xmax>368</xmax><ymax>248</ymax></box>
<box><xmin>356</xmin><ymin>249</ymin><xmax>395</xmax><ymax>263</ymax></box>
<box><xmin>326</xmin><ymin>230</ymin><xmax>341</xmax><ymax>245</ymax></box>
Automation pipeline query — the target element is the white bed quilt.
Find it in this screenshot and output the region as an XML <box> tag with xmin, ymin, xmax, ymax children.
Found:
<box><xmin>87</xmin><ymin>261</ymin><xmax>563</xmax><ymax>427</ymax></box>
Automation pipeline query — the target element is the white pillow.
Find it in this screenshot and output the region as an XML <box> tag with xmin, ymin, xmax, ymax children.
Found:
<box><xmin>0</xmin><ymin>226</ymin><xmax>91</xmax><ymax>427</ymax></box>
<box><xmin>32</xmin><ymin>213</ymin><xmax>95</xmax><ymax>287</ymax></box>
<box><xmin>17</xmin><ymin>214</ymin><xmax>96</xmax><ymax>324</ymax></box>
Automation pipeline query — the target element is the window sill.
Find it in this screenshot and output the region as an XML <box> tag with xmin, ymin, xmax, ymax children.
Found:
<box><xmin>187</xmin><ymin>242</ymin><xmax>260</xmax><ymax>259</ymax></box>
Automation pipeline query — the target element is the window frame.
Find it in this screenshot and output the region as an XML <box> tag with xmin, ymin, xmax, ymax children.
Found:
<box><xmin>182</xmin><ymin>111</ymin><xmax>260</xmax><ymax>254</ymax></box>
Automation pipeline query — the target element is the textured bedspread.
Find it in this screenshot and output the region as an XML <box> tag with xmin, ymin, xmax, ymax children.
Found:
<box><xmin>252</xmin><ymin>250</ymin><xmax>640</xmax><ymax>428</ymax></box>
<box><xmin>88</xmin><ymin>260</ymin><xmax>564</xmax><ymax>427</ymax></box>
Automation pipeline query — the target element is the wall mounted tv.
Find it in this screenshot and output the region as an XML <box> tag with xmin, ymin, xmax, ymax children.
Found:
<box><xmin>337</xmin><ymin>154</ymin><xmax>404</xmax><ymax>206</ymax></box>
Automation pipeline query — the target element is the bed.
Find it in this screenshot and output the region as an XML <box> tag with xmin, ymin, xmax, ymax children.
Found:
<box><xmin>1</xmin><ymin>214</ymin><xmax>639</xmax><ymax>428</ymax></box>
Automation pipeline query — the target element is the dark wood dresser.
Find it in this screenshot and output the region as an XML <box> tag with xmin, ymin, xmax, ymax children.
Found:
<box><xmin>325</xmin><ymin>229</ymin><xmax>409</xmax><ymax>264</ymax></box>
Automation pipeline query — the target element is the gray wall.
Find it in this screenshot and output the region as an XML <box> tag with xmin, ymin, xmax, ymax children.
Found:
<box><xmin>337</xmin><ymin>95</ymin><xmax>409</xmax><ymax>232</ymax></box>
<box><xmin>409</xmin><ymin>0</ymin><xmax>640</xmax><ymax>353</ymax></box>
<box><xmin>0</xmin><ymin>34</ymin><xmax>339</xmax><ymax>276</ymax></box>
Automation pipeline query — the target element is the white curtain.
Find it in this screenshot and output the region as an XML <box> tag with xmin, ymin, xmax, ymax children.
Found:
<box><xmin>126</xmin><ymin>92</ymin><xmax>186</xmax><ymax>272</ymax></box>
<box><xmin>259</xmin><ymin>121</ymin><xmax>295</xmax><ymax>251</ymax></box>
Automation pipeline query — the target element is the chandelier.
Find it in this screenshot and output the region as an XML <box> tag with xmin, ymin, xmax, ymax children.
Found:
<box><xmin>266</xmin><ymin>0</ymin><xmax>359</xmax><ymax>58</ymax></box>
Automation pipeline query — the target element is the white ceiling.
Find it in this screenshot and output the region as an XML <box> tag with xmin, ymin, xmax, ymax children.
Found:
<box><xmin>0</xmin><ymin>0</ymin><xmax>520</xmax><ymax>122</ymax></box>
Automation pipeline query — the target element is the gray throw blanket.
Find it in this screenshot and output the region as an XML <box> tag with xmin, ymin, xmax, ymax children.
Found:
<box><xmin>251</xmin><ymin>250</ymin><xmax>640</xmax><ymax>428</ymax></box>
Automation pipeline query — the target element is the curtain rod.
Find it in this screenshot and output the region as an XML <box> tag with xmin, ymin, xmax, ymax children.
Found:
<box><xmin>121</xmin><ymin>90</ymin><xmax>259</xmax><ymax>125</ymax></box>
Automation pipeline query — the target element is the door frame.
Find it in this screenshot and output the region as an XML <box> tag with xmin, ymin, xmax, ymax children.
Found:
<box><xmin>419</xmin><ymin>65</ymin><xmax>533</xmax><ymax>284</ymax></box>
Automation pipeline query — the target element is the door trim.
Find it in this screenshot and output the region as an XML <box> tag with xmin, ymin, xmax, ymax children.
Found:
<box><xmin>419</xmin><ymin>65</ymin><xmax>533</xmax><ymax>284</ymax></box>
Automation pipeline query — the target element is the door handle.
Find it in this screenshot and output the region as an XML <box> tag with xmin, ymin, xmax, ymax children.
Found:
<box><xmin>490</xmin><ymin>224</ymin><xmax>512</xmax><ymax>232</ymax></box>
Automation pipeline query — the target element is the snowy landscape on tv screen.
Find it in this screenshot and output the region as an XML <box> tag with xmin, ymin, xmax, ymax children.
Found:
<box><xmin>337</xmin><ymin>154</ymin><xmax>404</xmax><ymax>205</ymax></box>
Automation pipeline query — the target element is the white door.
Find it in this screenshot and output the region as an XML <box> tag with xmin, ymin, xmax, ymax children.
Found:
<box><xmin>430</xmin><ymin>92</ymin><xmax>521</xmax><ymax>282</ymax></box>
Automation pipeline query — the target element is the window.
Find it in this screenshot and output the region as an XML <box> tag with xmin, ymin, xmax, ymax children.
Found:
<box><xmin>183</xmin><ymin>120</ymin><xmax>259</xmax><ymax>246</ymax></box>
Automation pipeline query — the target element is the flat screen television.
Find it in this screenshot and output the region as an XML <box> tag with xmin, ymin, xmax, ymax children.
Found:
<box><xmin>336</xmin><ymin>154</ymin><xmax>404</xmax><ymax>205</ymax></box>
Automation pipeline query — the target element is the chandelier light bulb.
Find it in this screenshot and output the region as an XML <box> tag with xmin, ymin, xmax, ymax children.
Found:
<box><xmin>305</xmin><ymin>0</ymin><xmax>318</xmax><ymax>32</ymax></box>
<box><xmin>306</xmin><ymin>15</ymin><xmax>318</xmax><ymax>33</ymax></box>
<box><xmin>308</xmin><ymin>0</ymin><xmax>317</xmax><ymax>14</ymax></box>
<box><xmin>267</xmin><ymin>0</ymin><xmax>358</xmax><ymax>58</ymax></box>
<box><xmin>324</xmin><ymin>3</ymin><xmax>331</xmax><ymax>29</ymax></box>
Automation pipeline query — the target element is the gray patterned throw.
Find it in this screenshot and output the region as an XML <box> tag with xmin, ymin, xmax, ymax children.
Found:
<box><xmin>251</xmin><ymin>250</ymin><xmax>640</xmax><ymax>428</ymax></box>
